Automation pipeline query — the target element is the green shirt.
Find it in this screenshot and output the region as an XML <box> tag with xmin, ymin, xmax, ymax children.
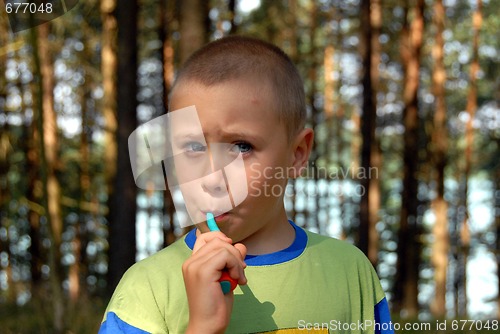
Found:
<box><xmin>100</xmin><ymin>222</ymin><xmax>390</xmax><ymax>333</ymax></box>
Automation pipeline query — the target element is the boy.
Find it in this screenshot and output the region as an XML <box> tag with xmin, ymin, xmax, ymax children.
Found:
<box><xmin>99</xmin><ymin>36</ymin><xmax>394</xmax><ymax>333</ymax></box>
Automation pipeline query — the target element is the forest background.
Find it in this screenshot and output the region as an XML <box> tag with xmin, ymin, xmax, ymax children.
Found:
<box><xmin>0</xmin><ymin>0</ymin><xmax>498</xmax><ymax>333</ymax></box>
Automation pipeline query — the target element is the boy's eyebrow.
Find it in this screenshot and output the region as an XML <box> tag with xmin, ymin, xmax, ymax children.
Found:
<box><xmin>172</xmin><ymin>130</ymin><xmax>263</xmax><ymax>146</ymax></box>
<box><xmin>208</xmin><ymin>129</ymin><xmax>263</xmax><ymax>143</ymax></box>
<box><xmin>172</xmin><ymin>132</ymin><xmax>206</xmax><ymax>142</ymax></box>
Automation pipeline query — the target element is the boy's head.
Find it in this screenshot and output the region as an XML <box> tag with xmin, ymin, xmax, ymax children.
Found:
<box><xmin>168</xmin><ymin>36</ymin><xmax>313</xmax><ymax>246</ymax></box>
<box><xmin>171</xmin><ymin>36</ymin><xmax>306</xmax><ymax>140</ymax></box>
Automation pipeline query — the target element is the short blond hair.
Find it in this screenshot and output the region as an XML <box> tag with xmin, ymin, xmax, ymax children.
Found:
<box><xmin>172</xmin><ymin>36</ymin><xmax>306</xmax><ymax>139</ymax></box>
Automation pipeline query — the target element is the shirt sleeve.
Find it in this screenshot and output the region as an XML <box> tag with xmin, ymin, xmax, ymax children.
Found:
<box><xmin>374</xmin><ymin>297</ymin><xmax>395</xmax><ymax>334</ymax></box>
<box><xmin>97</xmin><ymin>261</ymin><xmax>169</xmax><ymax>334</ymax></box>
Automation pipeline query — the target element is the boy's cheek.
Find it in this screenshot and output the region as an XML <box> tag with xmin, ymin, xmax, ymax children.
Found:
<box><xmin>246</xmin><ymin>176</ymin><xmax>288</xmax><ymax>199</ymax></box>
<box><xmin>248</xmin><ymin>180</ymin><xmax>262</xmax><ymax>198</ymax></box>
<box><xmin>244</xmin><ymin>162</ymin><xmax>291</xmax><ymax>199</ymax></box>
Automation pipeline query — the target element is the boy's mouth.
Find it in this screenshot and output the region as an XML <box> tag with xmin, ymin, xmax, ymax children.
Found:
<box><xmin>214</xmin><ymin>213</ymin><xmax>229</xmax><ymax>223</ymax></box>
<box><xmin>202</xmin><ymin>210</ymin><xmax>230</xmax><ymax>223</ymax></box>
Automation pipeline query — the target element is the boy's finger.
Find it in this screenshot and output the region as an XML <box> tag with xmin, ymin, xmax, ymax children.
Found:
<box><xmin>187</xmin><ymin>247</ymin><xmax>245</xmax><ymax>283</ymax></box>
<box><xmin>191</xmin><ymin>238</ymin><xmax>247</xmax><ymax>271</ymax></box>
<box><xmin>193</xmin><ymin>231</ymin><xmax>232</xmax><ymax>253</ymax></box>
<box><xmin>211</xmin><ymin>240</ymin><xmax>247</xmax><ymax>269</ymax></box>
<box><xmin>221</xmin><ymin>250</ymin><xmax>247</xmax><ymax>285</ymax></box>
<box><xmin>233</xmin><ymin>243</ymin><xmax>247</xmax><ymax>261</ymax></box>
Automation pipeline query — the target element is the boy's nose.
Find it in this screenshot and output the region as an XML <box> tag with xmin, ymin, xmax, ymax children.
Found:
<box><xmin>201</xmin><ymin>170</ymin><xmax>227</xmax><ymax>196</ymax></box>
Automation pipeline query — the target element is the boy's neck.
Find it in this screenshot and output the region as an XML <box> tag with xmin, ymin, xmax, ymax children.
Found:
<box><xmin>240</xmin><ymin>211</ymin><xmax>295</xmax><ymax>256</ymax></box>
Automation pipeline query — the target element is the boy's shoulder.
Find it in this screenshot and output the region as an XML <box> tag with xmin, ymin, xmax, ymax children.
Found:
<box><xmin>101</xmin><ymin>235</ymin><xmax>191</xmax><ymax>333</ymax></box>
<box><xmin>305</xmin><ymin>228</ymin><xmax>362</xmax><ymax>252</ymax></box>
<box><xmin>303</xmin><ymin>228</ymin><xmax>375</xmax><ymax>268</ymax></box>
<box><xmin>302</xmin><ymin>228</ymin><xmax>384</xmax><ymax>298</ymax></box>
<box><xmin>121</xmin><ymin>234</ymin><xmax>191</xmax><ymax>281</ymax></box>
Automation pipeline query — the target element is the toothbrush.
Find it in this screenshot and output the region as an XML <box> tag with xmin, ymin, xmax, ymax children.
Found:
<box><xmin>206</xmin><ymin>212</ymin><xmax>238</xmax><ymax>294</ymax></box>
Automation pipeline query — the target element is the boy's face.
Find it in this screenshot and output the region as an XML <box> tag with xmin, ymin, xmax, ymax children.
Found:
<box><xmin>170</xmin><ymin>79</ymin><xmax>311</xmax><ymax>243</ymax></box>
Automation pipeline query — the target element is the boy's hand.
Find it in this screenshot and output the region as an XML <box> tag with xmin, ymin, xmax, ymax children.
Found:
<box><xmin>183</xmin><ymin>231</ymin><xmax>247</xmax><ymax>334</ymax></box>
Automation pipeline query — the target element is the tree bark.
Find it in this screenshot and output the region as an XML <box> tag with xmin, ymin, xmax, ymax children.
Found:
<box><xmin>179</xmin><ymin>0</ymin><xmax>209</xmax><ymax>64</ymax></box>
<box><xmin>359</xmin><ymin>0</ymin><xmax>381</xmax><ymax>267</ymax></box>
<box><xmin>430</xmin><ymin>0</ymin><xmax>449</xmax><ymax>319</ymax></box>
<box><xmin>101</xmin><ymin>0</ymin><xmax>118</xmax><ymax>203</ymax></box>
<box><xmin>496</xmin><ymin>152</ymin><xmax>500</xmax><ymax>320</ymax></box>
<box><xmin>458</xmin><ymin>0</ymin><xmax>482</xmax><ymax>317</ymax></box>
<box><xmin>394</xmin><ymin>0</ymin><xmax>425</xmax><ymax>318</ymax></box>
<box><xmin>324</xmin><ymin>45</ymin><xmax>335</xmax><ymax>119</ymax></box>
<box><xmin>333</xmin><ymin>5</ymin><xmax>347</xmax><ymax>239</ymax></box>
<box><xmin>159</xmin><ymin>0</ymin><xmax>177</xmax><ymax>246</ymax></box>
<box><xmin>228</xmin><ymin>0</ymin><xmax>237</xmax><ymax>34</ymax></box>
<box><xmin>286</xmin><ymin>0</ymin><xmax>298</xmax><ymax>62</ymax></box>
<box><xmin>0</xmin><ymin>2</ymin><xmax>8</xmax><ymax>211</ymax></box>
<box><xmin>106</xmin><ymin>0</ymin><xmax>139</xmax><ymax>294</ymax></box>
<box><xmin>160</xmin><ymin>0</ymin><xmax>175</xmax><ymax>105</ymax></box>
<box><xmin>101</xmin><ymin>0</ymin><xmax>118</xmax><ymax>294</ymax></box>
<box><xmin>307</xmin><ymin>0</ymin><xmax>320</xmax><ymax>232</ymax></box>
<box><xmin>31</xmin><ymin>21</ymin><xmax>65</xmax><ymax>333</ymax></box>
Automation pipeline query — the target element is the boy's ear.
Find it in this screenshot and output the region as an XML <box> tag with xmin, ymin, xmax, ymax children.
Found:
<box><xmin>290</xmin><ymin>128</ymin><xmax>314</xmax><ymax>179</ymax></box>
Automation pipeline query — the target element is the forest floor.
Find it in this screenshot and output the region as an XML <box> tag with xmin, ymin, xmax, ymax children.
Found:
<box><xmin>0</xmin><ymin>297</ymin><xmax>105</xmax><ymax>333</ymax></box>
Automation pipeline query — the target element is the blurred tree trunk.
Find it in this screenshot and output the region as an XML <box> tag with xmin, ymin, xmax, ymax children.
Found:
<box><xmin>324</xmin><ymin>45</ymin><xmax>335</xmax><ymax>120</ymax></box>
<box><xmin>101</xmin><ymin>0</ymin><xmax>117</xmax><ymax>201</ymax></box>
<box><xmin>324</xmin><ymin>4</ymin><xmax>347</xmax><ymax>237</ymax></box>
<box><xmin>179</xmin><ymin>0</ymin><xmax>209</xmax><ymax>64</ymax></box>
<box><xmin>394</xmin><ymin>0</ymin><xmax>425</xmax><ymax>318</ymax></box>
<box><xmin>31</xmin><ymin>22</ymin><xmax>65</xmax><ymax>333</ymax></box>
<box><xmin>458</xmin><ymin>0</ymin><xmax>482</xmax><ymax>317</ymax></box>
<box><xmin>228</xmin><ymin>0</ymin><xmax>237</xmax><ymax>34</ymax></box>
<box><xmin>359</xmin><ymin>0</ymin><xmax>381</xmax><ymax>267</ymax></box>
<box><xmin>350</xmin><ymin>112</ymin><xmax>361</xmax><ymax>183</ymax></box>
<box><xmin>159</xmin><ymin>0</ymin><xmax>177</xmax><ymax>246</ymax></box>
<box><xmin>0</xmin><ymin>4</ymin><xmax>7</xmax><ymax>213</ymax></box>
<box><xmin>101</xmin><ymin>0</ymin><xmax>120</xmax><ymax>295</ymax></box>
<box><xmin>262</xmin><ymin>1</ymin><xmax>279</xmax><ymax>44</ymax></box>
<box><xmin>332</xmin><ymin>6</ymin><xmax>347</xmax><ymax>238</ymax></box>
<box><xmin>160</xmin><ymin>0</ymin><xmax>175</xmax><ymax>108</ymax></box>
<box><xmin>430</xmin><ymin>0</ymin><xmax>449</xmax><ymax>318</ymax></box>
<box><xmin>286</xmin><ymin>0</ymin><xmax>297</xmax><ymax>62</ymax></box>
<box><xmin>496</xmin><ymin>152</ymin><xmax>500</xmax><ymax>320</ymax></box>
<box><xmin>306</xmin><ymin>0</ymin><xmax>320</xmax><ymax>232</ymax></box>
<box><xmin>106</xmin><ymin>0</ymin><xmax>139</xmax><ymax>293</ymax></box>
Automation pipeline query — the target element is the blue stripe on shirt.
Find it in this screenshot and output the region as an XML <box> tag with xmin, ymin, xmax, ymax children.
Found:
<box><xmin>374</xmin><ymin>297</ymin><xmax>395</xmax><ymax>334</ymax></box>
<box><xmin>185</xmin><ymin>220</ymin><xmax>307</xmax><ymax>266</ymax></box>
<box><xmin>98</xmin><ymin>312</ymin><xmax>150</xmax><ymax>334</ymax></box>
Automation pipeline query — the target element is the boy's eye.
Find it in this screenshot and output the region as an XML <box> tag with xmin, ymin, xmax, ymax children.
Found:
<box><xmin>231</xmin><ymin>142</ymin><xmax>253</xmax><ymax>154</ymax></box>
<box><xmin>185</xmin><ymin>142</ymin><xmax>206</xmax><ymax>153</ymax></box>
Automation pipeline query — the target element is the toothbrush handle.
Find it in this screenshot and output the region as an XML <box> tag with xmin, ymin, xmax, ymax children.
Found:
<box><xmin>219</xmin><ymin>270</ymin><xmax>238</xmax><ymax>294</ymax></box>
<box><xmin>205</xmin><ymin>213</ymin><xmax>238</xmax><ymax>294</ymax></box>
